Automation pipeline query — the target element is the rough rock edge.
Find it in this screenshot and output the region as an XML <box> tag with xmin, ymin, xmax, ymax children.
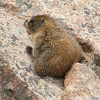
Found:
<box><xmin>62</xmin><ymin>63</ymin><xmax>100</xmax><ymax>100</ymax></box>
<box><xmin>0</xmin><ymin>54</ymin><xmax>43</xmax><ymax>100</ymax></box>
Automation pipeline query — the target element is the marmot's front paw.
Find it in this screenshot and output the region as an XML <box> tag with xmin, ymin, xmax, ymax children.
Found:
<box><xmin>26</xmin><ymin>46</ymin><xmax>32</xmax><ymax>55</ymax></box>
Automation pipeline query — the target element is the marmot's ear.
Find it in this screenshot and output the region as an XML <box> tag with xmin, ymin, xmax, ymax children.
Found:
<box><xmin>41</xmin><ymin>19</ymin><xmax>45</xmax><ymax>25</ymax></box>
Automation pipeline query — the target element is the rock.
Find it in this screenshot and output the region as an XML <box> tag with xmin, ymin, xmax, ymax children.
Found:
<box><xmin>62</xmin><ymin>63</ymin><xmax>100</xmax><ymax>100</ymax></box>
<box><xmin>0</xmin><ymin>0</ymin><xmax>100</xmax><ymax>100</ymax></box>
<box><xmin>0</xmin><ymin>56</ymin><xmax>42</xmax><ymax>100</ymax></box>
<box><xmin>1</xmin><ymin>3</ymin><xmax>21</xmax><ymax>13</ymax></box>
<box><xmin>62</xmin><ymin>88</ymin><xmax>91</xmax><ymax>100</ymax></box>
<box><xmin>0</xmin><ymin>1</ymin><xmax>4</xmax><ymax>7</ymax></box>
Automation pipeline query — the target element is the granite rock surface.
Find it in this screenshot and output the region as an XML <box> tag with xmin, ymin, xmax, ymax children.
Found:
<box><xmin>0</xmin><ymin>0</ymin><xmax>100</xmax><ymax>100</ymax></box>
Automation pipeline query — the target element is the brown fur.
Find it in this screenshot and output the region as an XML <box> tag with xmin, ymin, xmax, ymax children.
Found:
<box><xmin>24</xmin><ymin>15</ymin><xmax>82</xmax><ymax>78</ymax></box>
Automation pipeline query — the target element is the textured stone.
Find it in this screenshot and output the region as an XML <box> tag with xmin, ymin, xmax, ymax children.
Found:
<box><xmin>0</xmin><ymin>60</ymin><xmax>42</xmax><ymax>100</ymax></box>
<box><xmin>0</xmin><ymin>0</ymin><xmax>100</xmax><ymax>100</ymax></box>
<box><xmin>62</xmin><ymin>63</ymin><xmax>100</xmax><ymax>100</ymax></box>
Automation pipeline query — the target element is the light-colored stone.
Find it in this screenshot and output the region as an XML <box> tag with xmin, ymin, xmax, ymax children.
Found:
<box><xmin>0</xmin><ymin>0</ymin><xmax>100</xmax><ymax>99</ymax></box>
<box><xmin>62</xmin><ymin>63</ymin><xmax>100</xmax><ymax>100</ymax></box>
<box><xmin>62</xmin><ymin>88</ymin><xmax>91</xmax><ymax>100</ymax></box>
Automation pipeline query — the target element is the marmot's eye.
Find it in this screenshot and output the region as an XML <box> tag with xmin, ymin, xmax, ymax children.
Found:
<box><xmin>30</xmin><ymin>20</ymin><xmax>35</xmax><ymax>24</ymax></box>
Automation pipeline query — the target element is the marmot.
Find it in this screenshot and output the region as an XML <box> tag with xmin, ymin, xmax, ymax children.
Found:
<box><xmin>24</xmin><ymin>15</ymin><xmax>82</xmax><ymax>78</ymax></box>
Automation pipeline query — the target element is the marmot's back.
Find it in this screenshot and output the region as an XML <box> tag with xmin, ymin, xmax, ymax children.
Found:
<box><xmin>24</xmin><ymin>15</ymin><xmax>82</xmax><ymax>78</ymax></box>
